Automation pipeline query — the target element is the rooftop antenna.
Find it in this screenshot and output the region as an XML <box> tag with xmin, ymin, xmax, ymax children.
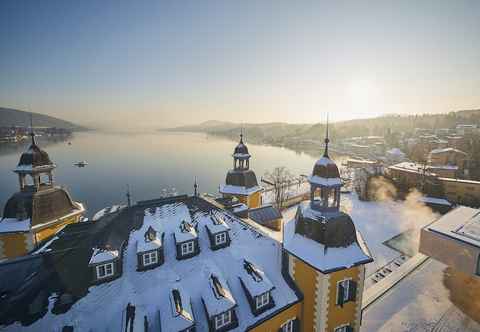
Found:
<box><xmin>29</xmin><ymin>113</ymin><xmax>36</xmax><ymax>145</ymax></box>
<box><xmin>323</xmin><ymin>113</ymin><xmax>330</xmax><ymax>158</ymax></box>
<box><xmin>126</xmin><ymin>184</ymin><xmax>132</xmax><ymax>209</ymax></box>
<box><xmin>193</xmin><ymin>177</ymin><xmax>198</xmax><ymax>197</ymax></box>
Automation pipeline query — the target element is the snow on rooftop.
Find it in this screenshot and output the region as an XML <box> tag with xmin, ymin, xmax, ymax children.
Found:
<box><xmin>206</xmin><ymin>211</ymin><xmax>230</xmax><ymax>234</ymax></box>
<box><xmin>283</xmin><ymin>208</ymin><xmax>372</xmax><ymax>272</ymax></box>
<box><xmin>135</xmin><ymin>221</ymin><xmax>163</xmax><ymax>253</ymax></box>
<box><xmin>308</xmin><ymin>175</ymin><xmax>342</xmax><ymax>187</ymax></box>
<box><xmin>426</xmin><ymin>206</ymin><xmax>480</xmax><ymax>248</ymax></box>
<box><xmin>239</xmin><ymin>260</ymin><xmax>274</xmax><ymax>298</ymax></box>
<box><xmin>0</xmin><ymin>218</ymin><xmax>31</xmax><ymax>233</ymax></box>
<box><xmin>166</xmin><ymin>286</ymin><xmax>195</xmax><ymax>331</ymax></box>
<box><xmin>315</xmin><ymin>156</ymin><xmax>336</xmax><ymax>166</ymax></box>
<box><xmin>232</xmin><ymin>203</ymin><xmax>249</xmax><ymax>213</ymax></box>
<box><xmin>233</xmin><ymin>153</ymin><xmax>250</xmax><ymax>159</ymax></box>
<box><xmin>418</xmin><ymin>196</ymin><xmax>452</xmax><ymax>206</ymax></box>
<box><xmin>386</xmin><ymin>148</ymin><xmax>405</xmax><ymax>156</ymax></box>
<box><xmin>219</xmin><ymin>184</ymin><xmax>262</xmax><ymax>196</ymax></box>
<box><xmin>88</xmin><ymin>248</ymin><xmax>119</xmax><ymax>265</ymax></box>
<box><xmin>7</xmin><ymin>201</ymin><xmax>299</xmax><ymax>332</ymax></box>
<box><xmin>202</xmin><ymin>273</ymin><xmax>237</xmax><ymax>317</ymax></box>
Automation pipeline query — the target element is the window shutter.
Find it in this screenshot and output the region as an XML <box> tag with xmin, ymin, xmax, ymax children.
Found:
<box><xmin>293</xmin><ymin>318</ymin><xmax>300</xmax><ymax>332</ymax></box>
<box><xmin>337</xmin><ymin>284</ymin><xmax>344</xmax><ymax>307</ymax></box>
<box><xmin>348</xmin><ymin>280</ymin><xmax>357</xmax><ymax>302</ymax></box>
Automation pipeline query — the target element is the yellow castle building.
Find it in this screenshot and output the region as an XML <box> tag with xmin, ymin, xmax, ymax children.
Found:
<box><xmin>282</xmin><ymin>127</ymin><xmax>373</xmax><ymax>332</ymax></box>
<box><xmin>0</xmin><ymin>131</ymin><xmax>85</xmax><ymax>260</ymax></box>
<box><xmin>219</xmin><ymin>133</ymin><xmax>262</xmax><ymax>208</ymax></box>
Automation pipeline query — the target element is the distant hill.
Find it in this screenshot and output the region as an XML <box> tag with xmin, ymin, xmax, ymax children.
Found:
<box><xmin>0</xmin><ymin>108</ymin><xmax>86</xmax><ymax>130</ymax></box>
<box><xmin>164</xmin><ymin>109</ymin><xmax>480</xmax><ymax>147</ymax></box>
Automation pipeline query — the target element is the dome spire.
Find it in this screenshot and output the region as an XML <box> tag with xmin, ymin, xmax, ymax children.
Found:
<box><xmin>323</xmin><ymin>114</ymin><xmax>329</xmax><ymax>158</ymax></box>
<box><xmin>240</xmin><ymin>127</ymin><xmax>244</xmax><ymax>144</ymax></box>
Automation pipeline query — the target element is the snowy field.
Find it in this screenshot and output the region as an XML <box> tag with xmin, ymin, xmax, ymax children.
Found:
<box><xmin>362</xmin><ymin>259</ymin><xmax>480</xmax><ymax>332</ymax></box>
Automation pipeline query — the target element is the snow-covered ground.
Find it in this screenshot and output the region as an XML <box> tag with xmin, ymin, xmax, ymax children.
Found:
<box><xmin>361</xmin><ymin>259</ymin><xmax>480</xmax><ymax>332</ymax></box>
<box><xmin>282</xmin><ymin>191</ymin><xmax>439</xmax><ymax>276</ymax></box>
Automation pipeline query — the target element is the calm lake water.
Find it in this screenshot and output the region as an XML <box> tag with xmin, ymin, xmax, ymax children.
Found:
<box><xmin>0</xmin><ymin>131</ymin><xmax>323</xmax><ymax>217</ymax></box>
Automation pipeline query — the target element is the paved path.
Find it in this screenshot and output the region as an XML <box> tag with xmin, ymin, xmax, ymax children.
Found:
<box><xmin>362</xmin><ymin>253</ymin><xmax>429</xmax><ymax>309</ymax></box>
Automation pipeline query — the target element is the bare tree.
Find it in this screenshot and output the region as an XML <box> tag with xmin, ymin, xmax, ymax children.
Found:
<box><xmin>262</xmin><ymin>167</ymin><xmax>295</xmax><ymax>209</ymax></box>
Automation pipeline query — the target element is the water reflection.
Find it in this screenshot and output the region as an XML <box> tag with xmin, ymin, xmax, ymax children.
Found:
<box><xmin>0</xmin><ymin>131</ymin><xmax>319</xmax><ymax>217</ymax></box>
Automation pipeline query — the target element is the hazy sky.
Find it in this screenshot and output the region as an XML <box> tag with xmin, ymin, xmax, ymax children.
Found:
<box><xmin>1</xmin><ymin>0</ymin><xmax>479</xmax><ymax>129</ymax></box>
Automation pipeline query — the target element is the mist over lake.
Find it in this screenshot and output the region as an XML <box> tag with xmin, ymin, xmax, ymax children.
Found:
<box><xmin>0</xmin><ymin>131</ymin><xmax>322</xmax><ymax>217</ymax></box>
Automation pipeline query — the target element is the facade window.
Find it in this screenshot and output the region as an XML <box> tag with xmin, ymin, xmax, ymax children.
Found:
<box><xmin>337</xmin><ymin>279</ymin><xmax>356</xmax><ymax>306</ymax></box>
<box><xmin>143</xmin><ymin>251</ymin><xmax>158</xmax><ymax>266</ymax></box>
<box><xmin>96</xmin><ymin>262</ymin><xmax>114</xmax><ymax>279</ymax></box>
<box><xmin>334</xmin><ymin>324</ymin><xmax>352</xmax><ymax>332</ymax></box>
<box><xmin>181</xmin><ymin>241</ymin><xmax>195</xmax><ymax>256</ymax></box>
<box><xmin>477</xmin><ymin>255</ymin><xmax>480</xmax><ymax>276</ymax></box>
<box><xmin>281</xmin><ymin>319</ymin><xmax>295</xmax><ymax>332</ymax></box>
<box><xmin>215</xmin><ymin>310</ymin><xmax>231</xmax><ymax>329</ymax></box>
<box><xmin>215</xmin><ymin>232</ymin><xmax>227</xmax><ymax>245</ymax></box>
<box><xmin>255</xmin><ymin>292</ymin><xmax>270</xmax><ymax>310</ymax></box>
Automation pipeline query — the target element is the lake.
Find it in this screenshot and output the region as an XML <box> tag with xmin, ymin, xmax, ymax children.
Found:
<box><xmin>0</xmin><ymin>131</ymin><xmax>323</xmax><ymax>217</ymax></box>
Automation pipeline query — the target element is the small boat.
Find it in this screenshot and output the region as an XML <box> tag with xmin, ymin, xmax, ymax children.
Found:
<box><xmin>73</xmin><ymin>161</ymin><xmax>88</xmax><ymax>167</ymax></box>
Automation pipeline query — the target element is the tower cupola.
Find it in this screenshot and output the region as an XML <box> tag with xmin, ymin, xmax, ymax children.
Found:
<box><xmin>307</xmin><ymin>119</ymin><xmax>342</xmax><ymax>212</ymax></box>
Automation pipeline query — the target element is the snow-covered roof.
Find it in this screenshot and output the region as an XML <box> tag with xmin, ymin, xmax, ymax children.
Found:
<box><xmin>426</xmin><ymin>206</ymin><xmax>480</xmax><ymax>248</ymax></box>
<box><xmin>0</xmin><ymin>218</ymin><xmax>31</xmax><ymax>233</ymax></box>
<box><xmin>386</xmin><ymin>148</ymin><xmax>405</xmax><ymax>156</ymax></box>
<box><xmin>418</xmin><ymin>196</ymin><xmax>452</xmax><ymax>206</ymax></box>
<box><xmin>315</xmin><ymin>156</ymin><xmax>336</xmax><ymax>166</ymax></box>
<box><xmin>233</xmin><ymin>153</ymin><xmax>250</xmax><ymax>159</ymax></box>
<box><xmin>308</xmin><ymin>175</ymin><xmax>342</xmax><ymax>187</ymax></box>
<box><xmin>205</xmin><ymin>212</ymin><xmax>230</xmax><ymax>234</ymax></box>
<box><xmin>88</xmin><ymin>248</ymin><xmax>119</xmax><ymax>265</ymax></box>
<box><xmin>202</xmin><ymin>273</ymin><xmax>237</xmax><ymax>317</ymax></box>
<box><xmin>165</xmin><ymin>286</ymin><xmax>195</xmax><ymax>331</ymax></box>
<box><xmin>219</xmin><ymin>184</ymin><xmax>262</xmax><ymax>196</ymax></box>
<box><xmin>136</xmin><ymin>225</ymin><xmax>163</xmax><ymax>253</ymax></box>
<box><xmin>232</xmin><ymin>203</ymin><xmax>249</xmax><ymax>213</ymax></box>
<box><xmin>283</xmin><ymin>212</ymin><xmax>372</xmax><ymax>273</ymax></box>
<box><xmin>429</xmin><ymin>147</ymin><xmax>466</xmax><ymax>154</ymax></box>
<box><xmin>5</xmin><ymin>199</ymin><xmax>300</xmax><ymax>332</ymax></box>
<box><xmin>174</xmin><ymin>221</ymin><xmax>198</xmax><ymax>243</ymax></box>
<box><xmin>239</xmin><ymin>260</ymin><xmax>274</xmax><ymax>297</ymax></box>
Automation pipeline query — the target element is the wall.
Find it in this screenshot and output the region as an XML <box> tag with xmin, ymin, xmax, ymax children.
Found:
<box><xmin>420</xmin><ymin>228</ymin><xmax>480</xmax><ymax>276</ymax></box>
<box><xmin>325</xmin><ymin>266</ymin><xmax>362</xmax><ymax>332</ymax></box>
<box><xmin>247</xmin><ymin>301</ymin><xmax>301</xmax><ymax>331</ymax></box>
<box><xmin>34</xmin><ymin>214</ymin><xmax>81</xmax><ymax>244</ymax></box>
<box><xmin>440</xmin><ymin>178</ymin><xmax>480</xmax><ymax>207</ymax></box>
<box><xmin>0</xmin><ymin>232</ymin><xmax>34</xmax><ymax>259</ymax></box>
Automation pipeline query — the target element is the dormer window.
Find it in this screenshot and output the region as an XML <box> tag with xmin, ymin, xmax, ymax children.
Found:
<box><xmin>181</xmin><ymin>241</ymin><xmax>195</xmax><ymax>255</ymax></box>
<box><xmin>205</xmin><ymin>212</ymin><xmax>231</xmax><ymax>250</ymax></box>
<box><xmin>239</xmin><ymin>260</ymin><xmax>274</xmax><ymax>315</ymax></box>
<box><xmin>215</xmin><ymin>310</ymin><xmax>231</xmax><ymax>329</ymax></box>
<box><xmin>202</xmin><ymin>273</ymin><xmax>238</xmax><ymax>331</ymax></box>
<box><xmin>255</xmin><ymin>292</ymin><xmax>270</xmax><ymax>310</ymax></box>
<box><xmin>143</xmin><ymin>251</ymin><xmax>158</xmax><ymax>266</ymax></box>
<box><xmin>136</xmin><ymin>225</ymin><xmax>164</xmax><ymax>271</ymax></box>
<box><xmin>88</xmin><ymin>247</ymin><xmax>121</xmax><ymax>284</ymax></box>
<box><xmin>96</xmin><ymin>262</ymin><xmax>114</xmax><ymax>279</ymax></box>
<box><xmin>215</xmin><ymin>232</ymin><xmax>227</xmax><ymax>245</ymax></box>
<box><xmin>174</xmin><ymin>220</ymin><xmax>199</xmax><ymax>259</ymax></box>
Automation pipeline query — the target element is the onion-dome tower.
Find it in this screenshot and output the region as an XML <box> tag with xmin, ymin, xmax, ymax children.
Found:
<box><xmin>219</xmin><ymin>131</ymin><xmax>262</xmax><ymax>208</ymax></box>
<box><xmin>282</xmin><ymin>119</ymin><xmax>373</xmax><ymax>332</ymax></box>
<box><xmin>0</xmin><ymin>127</ymin><xmax>85</xmax><ymax>260</ymax></box>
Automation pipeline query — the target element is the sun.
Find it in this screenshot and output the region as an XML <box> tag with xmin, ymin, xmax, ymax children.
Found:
<box><xmin>348</xmin><ymin>79</ymin><xmax>379</xmax><ymax>117</ymax></box>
